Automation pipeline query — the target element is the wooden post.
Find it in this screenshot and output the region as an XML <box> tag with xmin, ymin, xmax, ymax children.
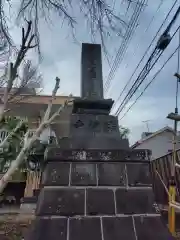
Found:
<box><xmin>168</xmin><ymin>185</ymin><xmax>176</xmax><ymax>235</ymax></box>
<box><xmin>24</xmin><ymin>171</ymin><xmax>41</xmax><ymax>197</ymax></box>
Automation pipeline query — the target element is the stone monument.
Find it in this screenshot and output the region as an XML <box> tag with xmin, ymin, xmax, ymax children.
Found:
<box><xmin>26</xmin><ymin>43</ymin><xmax>175</xmax><ymax>240</ymax></box>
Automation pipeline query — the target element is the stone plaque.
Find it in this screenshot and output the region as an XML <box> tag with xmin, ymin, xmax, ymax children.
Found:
<box><xmin>26</xmin><ymin>217</ymin><xmax>67</xmax><ymax>240</ymax></box>
<box><xmin>71</xmin><ymin>163</ymin><xmax>97</xmax><ymax>186</ymax></box>
<box><xmin>86</xmin><ymin>188</ymin><xmax>115</xmax><ymax>215</ymax></box>
<box><xmin>41</xmin><ymin>162</ymin><xmax>70</xmax><ymax>186</ymax></box>
<box><xmin>126</xmin><ymin>163</ymin><xmax>151</xmax><ymax>186</ymax></box>
<box><xmin>36</xmin><ymin>188</ymin><xmax>85</xmax><ymax>216</ymax></box>
<box><xmin>69</xmin><ymin>217</ymin><xmax>102</xmax><ymax>240</ymax></box>
<box><xmin>116</xmin><ymin>188</ymin><xmax>156</xmax><ymax>214</ymax></box>
<box><xmin>98</xmin><ymin>163</ymin><xmax>126</xmax><ymax>186</ymax></box>
<box><xmin>102</xmin><ymin>216</ymin><xmax>136</xmax><ymax>240</ymax></box>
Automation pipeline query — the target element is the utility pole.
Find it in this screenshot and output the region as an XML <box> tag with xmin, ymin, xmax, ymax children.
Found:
<box><xmin>142</xmin><ymin>120</ymin><xmax>151</xmax><ymax>132</ymax></box>
<box><xmin>166</xmin><ymin>38</ymin><xmax>180</xmax><ymax>236</ymax></box>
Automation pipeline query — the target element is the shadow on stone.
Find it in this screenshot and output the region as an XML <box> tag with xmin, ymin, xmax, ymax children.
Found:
<box><xmin>36</xmin><ymin>188</ymin><xmax>85</xmax><ymax>216</ymax></box>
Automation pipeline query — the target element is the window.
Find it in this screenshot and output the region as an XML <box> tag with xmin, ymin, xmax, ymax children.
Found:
<box><xmin>0</xmin><ymin>130</ymin><xmax>9</xmax><ymax>143</ymax></box>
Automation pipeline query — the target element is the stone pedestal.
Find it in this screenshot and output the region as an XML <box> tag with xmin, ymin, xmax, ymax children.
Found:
<box><xmin>25</xmin><ymin>43</ymin><xmax>175</xmax><ymax>239</ymax></box>
<box><xmin>26</xmin><ymin>149</ymin><xmax>174</xmax><ymax>240</ymax></box>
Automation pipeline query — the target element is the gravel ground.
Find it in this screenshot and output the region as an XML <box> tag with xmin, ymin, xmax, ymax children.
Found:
<box><xmin>0</xmin><ymin>213</ymin><xmax>34</xmax><ymax>240</ymax></box>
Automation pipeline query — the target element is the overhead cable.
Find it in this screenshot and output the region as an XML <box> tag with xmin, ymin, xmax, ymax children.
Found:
<box><xmin>113</xmin><ymin>0</ymin><xmax>178</xmax><ymax>110</ymax></box>
<box><xmin>119</xmin><ymin>39</ymin><xmax>180</xmax><ymax>120</ymax></box>
<box><xmin>104</xmin><ymin>0</ymin><xmax>145</xmax><ymax>92</ymax></box>
<box><xmin>115</xmin><ymin>6</ymin><xmax>180</xmax><ymax>116</ymax></box>
<box><xmin>104</xmin><ymin>0</ymin><xmax>146</xmax><ymax>93</ymax></box>
<box><xmin>144</xmin><ymin>0</ymin><xmax>164</xmax><ymax>33</ymax></box>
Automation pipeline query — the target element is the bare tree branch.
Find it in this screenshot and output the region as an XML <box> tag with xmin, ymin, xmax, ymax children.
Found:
<box><xmin>0</xmin><ymin>20</ymin><xmax>39</xmax><ymax>121</ymax></box>
<box><xmin>12</xmin><ymin>20</ymin><xmax>37</xmax><ymax>76</ymax></box>
<box><xmin>0</xmin><ymin>0</ymin><xmax>13</xmax><ymax>47</ymax></box>
<box><xmin>0</xmin><ymin>119</ymin><xmax>24</xmax><ymax>148</ymax></box>
<box><xmin>0</xmin><ymin>77</ymin><xmax>69</xmax><ymax>193</ymax></box>
<box><xmin>43</xmin><ymin>76</ymin><xmax>60</xmax><ymax>121</ymax></box>
<box><xmin>7</xmin><ymin>60</ymin><xmax>43</xmax><ymax>102</ymax></box>
<box><xmin>16</xmin><ymin>0</ymin><xmax>127</xmax><ymax>55</ymax></box>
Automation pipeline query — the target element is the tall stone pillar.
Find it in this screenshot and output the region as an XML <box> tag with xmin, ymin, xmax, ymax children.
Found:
<box><xmin>81</xmin><ymin>43</ymin><xmax>103</xmax><ymax>99</ymax></box>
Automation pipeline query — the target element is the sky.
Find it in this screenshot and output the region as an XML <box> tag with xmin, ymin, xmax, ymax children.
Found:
<box><xmin>3</xmin><ymin>0</ymin><xmax>180</xmax><ymax>144</ymax></box>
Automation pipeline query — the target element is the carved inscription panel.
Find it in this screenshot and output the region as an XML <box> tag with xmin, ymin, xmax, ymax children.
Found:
<box><xmin>71</xmin><ymin>114</ymin><xmax>119</xmax><ymax>135</ymax></box>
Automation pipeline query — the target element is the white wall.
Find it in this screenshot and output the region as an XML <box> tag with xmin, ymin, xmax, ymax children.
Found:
<box><xmin>39</xmin><ymin>127</ymin><xmax>56</xmax><ymax>144</ymax></box>
<box><xmin>135</xmin><ymin>130</ymin><xmax>180</xmax><ymax>160</ymax></box>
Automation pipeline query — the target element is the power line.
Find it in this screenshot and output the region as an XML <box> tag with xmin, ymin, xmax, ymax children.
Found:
<box><xmin>115</xmin><ymin>6</ymin><xmax>180</xmax><ymax>116</ymax></box>
<box><xmin>175</xmin><ymin>28</ymin><xmax>180</xmax><ymax>110</ymax></box>
<box><xmin>115</xmin><ymin>48</ymin><xmax>163</xmax><ymax>115</ymax></box>
<box><xmin>119</xmin><ymin>37</ymin><xmax>180</xmax><ymax>120</ymax></box>
<box><xmin>113</xmin><ymin>0</ymin><xmax>165</xmax><ymax>83</ymax></box>
<box><xmin>104</xmin><ymin>0</ymin><xmax>145</xmax><ymax>92</ymax></box>
<box><xmin>112</xmin><ymin>0</ymin><xmax>178</xmax><ymax>111</ymax></box>
<box><xmin>144</xmin><ymin>0</ymin><xmax>164</xmax><ymax>33</ymax></box>
<box><xmin>104</xmin><ymin>0</ymin><xmax>142</xmax><ymax>90</ymax></box>
<box><xmin>104</xmin><ymin>0</ymin><xmax>146</xmax><ymax>93</ymax></box>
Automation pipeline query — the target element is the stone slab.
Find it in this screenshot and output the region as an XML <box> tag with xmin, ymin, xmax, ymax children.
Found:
<box><xmin>41</xmin><ymin>162</ymin><xmax>70</xmax><ymax>186</ymax></box>
<box><xmin>69</xmin><ymin>217</ymin><xmax>102</xmax><ymax>240</ymax></box>
<box><xmin>98</xmin><ymin>163</ymin><xmax>126</xmax><ymax>186</ymax></box>
<box><xmin>134</xmin><ymin>216</ymin><xmax>175</xmax><ymax>240</ymax></box>
<box><xmin>45</xmin><ymin>148</ymin><xmax>151</xmax><ymax>162</ymax></box>
<box><xmin>72</xmin><ymin>98</ymin><xmax>113</xmax><ymax>115</ymax></box>
<box><xmin>36</xmin><ymin>188</ymin><xmax>85</xmax><ymax>216</ymax></box>
<box><xmin>86</xmin><ymin>188</ymin><xmax>115</xmax><ymax>215</ymax></box>
<box><xmin>70</xmin><ymin>114</ymin><xmax>120</xmax><ymax>137</ymax></box>
<box><xmin>71</xmin><ymin>163</ymin><xmax>97</xmax><ymax>186</ymax></box>
<box><xmin>116</xmin><ymin>188</ymin><xmax>156</xmax><ymax>214</ymax></box>
<box><xmin>127</xmin><ymin>163</ymin><xmax>152</xmax><ymax>186</ymax></box>
<box><xmin>102</xmin><ymin>216</ymin><xmax>136</xmax><ymax>240</ymax></box>
<box><xmin>26</xmin><ymin>217</ymin><xmax>67</xmax><ymax>240</ymax></box>
<box><xmin>64</xmin><ymin>136</ymin><xmax>130</xmax><ymax>150</ymax></box>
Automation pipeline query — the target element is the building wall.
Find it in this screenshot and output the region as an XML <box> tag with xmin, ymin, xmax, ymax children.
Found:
<box><xmin>134</xmin><ymin>130</ymin><xmax>180</xmax><ymax>160</ymax></box>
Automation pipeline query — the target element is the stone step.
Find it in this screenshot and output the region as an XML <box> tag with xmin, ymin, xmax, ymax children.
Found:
<box><xmin>41</xmin><ymin>161</ymin><xmax>152</xmax><ymax>187</ymax></box>
<box><xmin>25</xmin><ymin>148</ymin><xmax>174</xmax><ymax>239</ymax></box>
<box><xmin>26</xmin><ymin>215</ymin><xmax>174</xmax><ymax>240</ymax></box>
<box><xmin>36</xmin><ymin>187</ymin><xmax>156</xmax><ymax>217</ymax></box>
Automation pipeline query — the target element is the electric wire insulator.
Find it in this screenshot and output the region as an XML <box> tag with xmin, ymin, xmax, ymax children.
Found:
<box><xmin>157</xmin><ymin>33</ymin><xmax>171</xmax><ymax>50</ymax></box>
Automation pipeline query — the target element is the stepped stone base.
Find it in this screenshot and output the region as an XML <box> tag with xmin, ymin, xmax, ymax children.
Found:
<box><xmin>27</xmin><ymin>215</ymin><xmax>173</xmax><ymax>240</ymax></box>
<box><xmin>25</xmin><ymin>149</ymin><xmax>175</xmax><ymax>240</ymax></box>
